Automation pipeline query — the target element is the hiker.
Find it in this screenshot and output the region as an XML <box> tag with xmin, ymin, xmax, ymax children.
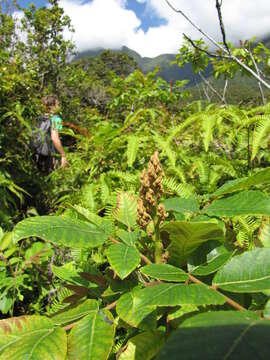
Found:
<box><xmin>32</xmin><ymin>95</ymin><xmax>68</xmax><ymax>173</ymax></box>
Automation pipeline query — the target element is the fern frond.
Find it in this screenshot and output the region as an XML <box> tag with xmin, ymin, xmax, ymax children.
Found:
<box><xmin>108</xmin><ymin>171</ymin><xmax>138</xmax><ymax>184</ymax></box>
<box><xmin>207</xmin><ymin>154</ymin><xmax>237</xmax><ymax>177</ymax></box>
<box><xmin>153</xmin><ymin>133</ymin><xmax>176</xmax><ymax>167</ymax></box>
<box><xmin>71</xmin><ymin>249</ymin><xmax>82</xmax><ymax>263</ymax></box>
<box><xmin>201</xmin><ymin>114</ymin><xmax>216</xmax><ymax>152</ymax></box>
<box><xmin>46</xmin><ymin>287</ymin><xmax>73</xmax><ymax>316</ymax></box>
<box><xmin>163</xmin><ymin>176</ymin><xmax>194</xmax><ymax>198</ymax></box>
<box><xmin>112</xmin><ymin>192</ymin><xmax>138</xmax><ymax>230</ymax></box>
<box><xmin>79</xmin><ymin>183</ymin><xmax>97</xmax><ymax>212</ymax></box>
<box><xmin>192</xmin><ymin>158</ymin><xmax>209</xmax><ymax>184</ymax></box>
<box><xmin>112</xmin><ymin>339</ymin><xmax>126</xmax><ymax>355</ymax></box>
<box><xmin>258</xmin><ymin>218</ymin><xmax>270</xmax><ymax>247</ymax></box>
<box><xmin>126</xmin><ymin>135</ymin><xmax>141</xmax><ymax>167</ymax></box>
<box><xmin>169</xmin><ymin>166</ymin><xmax>186</xmax><ymax>183</ymax></box>
<box><xmin>167</xmin><ymin>114</ymin><xmax>199</xmax><ymax>143</ymax></box>
<box><xmin>251</xmin><ymin>115</ymin><xmax>270</xmax><ymax>160</ymax></box>
<box><xmin>99</xmin><ymin>175</ymin><xmax>110</xmax><ymax>205</ymax></box>
<box><xmin>236</xmin><ymin>230</ymin><xmax>249</xmax><ymax>249</ymax></box>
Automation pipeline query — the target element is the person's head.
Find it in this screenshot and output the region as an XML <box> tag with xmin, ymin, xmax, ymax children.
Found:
<box><xmin>41</xmin><ymin>95</ymin><xmax>60</xmax><ymax>114</ymax></box>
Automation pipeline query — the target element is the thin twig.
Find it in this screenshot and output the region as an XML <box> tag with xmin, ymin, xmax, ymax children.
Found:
<box><xmin>199</xmin><ymin>71</ymin><xmax>225</xmax><ymax>104</ymax></box>
<box><xmin>245</xmin><ymin>48</ymin><xmax>266</xmax><ymax>104</ymax></box>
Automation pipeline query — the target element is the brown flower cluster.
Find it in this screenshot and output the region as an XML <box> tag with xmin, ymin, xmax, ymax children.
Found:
<box><xmin>137</xmin><ymin>151</ymin><xmax>168</xmax><ymax>229</ymax></box>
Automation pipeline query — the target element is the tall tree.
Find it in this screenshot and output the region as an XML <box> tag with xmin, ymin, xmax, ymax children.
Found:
<box><xmin>21</xmin><ymin>0</ymin><xmax>74</xmax><ymax>91</ymax></box>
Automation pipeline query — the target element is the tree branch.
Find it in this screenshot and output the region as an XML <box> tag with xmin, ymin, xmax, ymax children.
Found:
<box><xmin>215</xmin><ymin>0</ymin><xmax>231</xmax><ymax>54</ymax></box>
<box><xmin>165</xmin><ymin>0</ymin><xmax>270</xmax><ymax>90</ymax></box>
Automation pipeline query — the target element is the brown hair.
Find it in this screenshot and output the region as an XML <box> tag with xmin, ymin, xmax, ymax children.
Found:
<box><xmin>41</xmin><ymin>95</ymin><xmax>59</xmax><ymax>112</ymax></box>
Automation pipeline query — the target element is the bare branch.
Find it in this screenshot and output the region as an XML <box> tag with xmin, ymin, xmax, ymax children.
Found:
<box><xmin>245</xmin><ymin>48</ymin><xmax>266</xmax><ymax>104</ymax></box>
<box><xmin>165</xmin><ymin>0</ymin><xmax>270</xmax><ymax>90</ymax></box>
<box><xmin>199</xmin><ymin>71</ymin><xmax>226</xmax><ymax>104</ymax></box>
<box><xmin>215</xmin><ymin>0</ymin><xmax>231</xmax><ymax>54</ymax></box>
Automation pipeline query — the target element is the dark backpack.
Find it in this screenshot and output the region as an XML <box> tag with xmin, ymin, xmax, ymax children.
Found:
<box><xmin>31</xmin><ymin>115</ymin><xmax>54</xmax><ymax>156</ymax></box>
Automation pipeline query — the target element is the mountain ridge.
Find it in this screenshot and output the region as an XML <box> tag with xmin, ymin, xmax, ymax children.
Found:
<box><xmin>75</xmin><ymin>46</ymin><xmax>210</xmax><ymax>86</ymax></box>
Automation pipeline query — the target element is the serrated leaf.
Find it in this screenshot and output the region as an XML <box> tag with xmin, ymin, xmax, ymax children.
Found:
<box><xmin>68</xmin><ymin>309</ymin><xmax>115</xmax><ymax>360</ymax></box>
<box><xmin>157</xmin><ymin>311</ymin><xmax>270</xmax><ymax>360</ymax></box>
<box><xmin>0</xmin><ymin>316</ymin><xmax>66</xmax><ymax>360</ymax></box>
<box><xmin>164</xmin><ymin>196</ymin><xmax>199</xmax><ymax>214</ymax></box>
<box><xmin>162</xmin><ymin>221</ymin><xmax>225</xmax><ymax>266</ymax></box>
<box><xmin>203</xmin><ymin>191</ymin><xmax>270</xmax><ymax>217</ymax></box>
<box><xmin>134</xmin><ymin>284</ymin><xmax>225</xmax><ymax>307</ymax></box>
<box><xmin>213</xmin><ymin>248</ymin><xmax>270</xmax><ymax>292</ymax></box>
<box><xmin>116</xmin><ymin>290</ymin><xmax>156</xmax><ymax>330</ymax></box>
<box><xmin>106</xmin><ymin>243</ymin><xmax>141</xmax><ymax>279</ymax></box>
<box><xmin>118</xmin><ymin>331</ymin><xmax>165</xmax><ymax>360</ymax></box>
<box><xmin>140</xmin><ymin>264</ymin><xmax>188</xmax><ymax>282</ymax></box>
<box><xmin>51</xmin><ymin>299</ymin><xmax>99</xmax><ymax>326</ymax></box>
<box><xmin>13</xmin><ymin>216</ymin><xmax>109</xmax><ymax>248</ymax></box>
<box><xmin>112</xmin><ymin>192</ymin><xmax>137</xmax><ymax>229</ymax></box>
<box><xmin>116</xmin><ymin>229</ymin><xmax>139</xmax><ymax>246</ymax></box>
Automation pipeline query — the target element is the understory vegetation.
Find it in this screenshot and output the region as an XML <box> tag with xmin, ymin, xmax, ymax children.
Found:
<box><xmin>2</xmin><ymin>1</ymin><xmax>270</xmax><ymax>359</ymax></box>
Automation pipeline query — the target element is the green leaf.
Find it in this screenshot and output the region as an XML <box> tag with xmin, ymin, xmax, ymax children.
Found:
<box><xmin>189</xmin><ymin>245</ymin><xmax>232</xmax><ymax>276</ymax></box>
<box><xmin>213</xmin><ymin>168</ymin><xmax>270</xmax><ymax>197</ymax></box>
<box><xmin>0</xmin><ymin>316</ymin><xmax>66</xmax><ymax>360</ymax></box>
<box><xmin>68</xmin><ymin>309</ymin><xmax>115</xmax><ymax>360</ymax></box>
<box><xmin>51</xmin><ymin>299</ymin><xmax>99</xmax><ymax>326</ymax></box>
<box><xmin>13</xmin><ymin>216</ymin><xmax>109</xmax><ymax>248</ymax></box>
<box><xmin>162</xmin><ymin>221</ymin><xmax>225</xmax><ymax>266</ymax></box>
<box><xmin>106</xmin><ymin>243</ymin><xmax>141</xmax><ymax>279</ymax></box>
<box><xmin>118</xmin><ymin>331</ymin><xmax>165</xmax><ymax>360</ymax></box>
<box><xmin>134</xmin><ymin>284</ymin><xmax>225</xmax><ymax>307</ymax></box>
<box><xmin>140</xmin><ymin>264</ymin><xmax>188</xmax><ymax>282</ymax></box>
<box><xmin>204</xmin><ymin>190</ymin><xmax>270</xmax><ymax>217</ymax></box>
<box><xmin>157</xmin><ymin>311</ymin><xmax>270</xmax><ymax>360</ymax></box>
<box><xmin>164</xmin><ymin>196</ymin><xmax>199</xmax><ymax>214</ymax></box>
<box><xmin>112</xmin><ymin>192</ymin><xmax>137</xmax><ymax>229</ymax></box>
<box><xmin>116</xmin><ymin>229</ymin><xmax>139</xmax><ymax>246</ymax></box>
<box><xmin>213</xmin><ymin>248</ymin><xmax>270</xmax><ymax>292</ymax></box>
<box><xmin>116</xmin><ymin>290</ymin><xmax>156</xmax><ymax>330</ymax></box>
<box><xmin>25</xmin><ymin>241</ymin><xmax>53</xmax><ymax>261</ymax></box>
<box><xmin>0</xmin><ymin>231</ymin><xmax>13</xmax><ymax>251</ymax></box>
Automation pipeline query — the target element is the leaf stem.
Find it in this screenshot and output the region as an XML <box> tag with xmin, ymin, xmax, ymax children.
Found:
<box><xmin>188</xmin><ymin>273</ymin><xmax>246</xmax><ymax>311</ymax></box>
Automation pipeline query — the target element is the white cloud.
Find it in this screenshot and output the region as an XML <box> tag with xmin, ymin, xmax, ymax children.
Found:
<box><xmin>59</xmin><ymin>0</ymin><xmax>270</xmax><ymax>57</ymax></box>
<box><xmin>60</xmin><ymin>0</ymin><xmax>141</xmax><ymax>52</ymax></box>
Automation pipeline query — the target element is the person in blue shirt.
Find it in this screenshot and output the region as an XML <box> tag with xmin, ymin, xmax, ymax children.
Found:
<box><xmin>41</xmin><ymin>95</ymin><xmax>68</xmax><ymax>169</ymax></box>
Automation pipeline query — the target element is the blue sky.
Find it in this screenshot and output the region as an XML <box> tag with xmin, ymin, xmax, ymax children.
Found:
<box><xmin>18</xmin><ymin>0</ymin><xmax>167</xmax><ymax>32</ymax></box>
<box><xmin>16</xmin><ymin>0</ymin><xmax>270</xmax><ymax>57</ymax></box>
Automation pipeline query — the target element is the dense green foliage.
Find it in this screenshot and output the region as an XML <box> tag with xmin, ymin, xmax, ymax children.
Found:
<box><xmin>2</xmin><ymin>1</ymin><xmax>270</xmax><ymax>359</ymax></box>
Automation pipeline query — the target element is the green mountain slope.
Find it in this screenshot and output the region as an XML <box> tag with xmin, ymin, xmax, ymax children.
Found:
<box><xmin>75</xmin><ymin>46</ymin><xmax>211</xmax><ymax>86</ymax></box>
<box><xmin>76</xmin><ymin>41</ymin><xmax>270</xmax><ymax>104</ymax></box>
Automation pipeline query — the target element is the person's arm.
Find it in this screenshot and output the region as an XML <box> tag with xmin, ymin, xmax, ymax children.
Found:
<box><xmin>51</xmin><ymin>129</ymin><xmax>68</xmax><ymax>167</ymax></box>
